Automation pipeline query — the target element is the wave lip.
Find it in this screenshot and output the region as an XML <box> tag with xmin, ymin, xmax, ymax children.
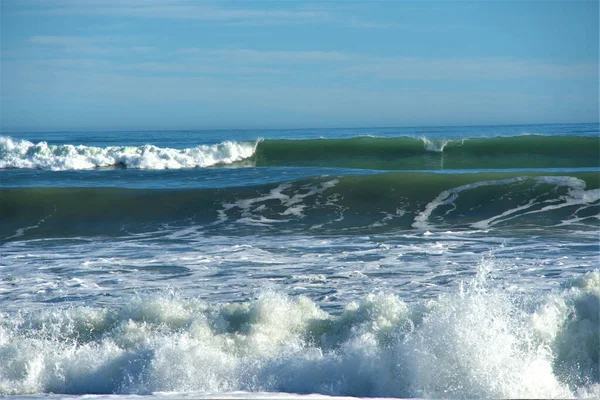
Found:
<box><xmin>0</xmin><ymin>136</ymin><xmax>258</xmax><ymax>171</ymax></box>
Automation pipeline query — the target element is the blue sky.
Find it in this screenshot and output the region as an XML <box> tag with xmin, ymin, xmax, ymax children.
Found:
<box><xmin>1</xmin><ymin>0</ymin><xmax>598</xmax><ymax>131</ymax></box>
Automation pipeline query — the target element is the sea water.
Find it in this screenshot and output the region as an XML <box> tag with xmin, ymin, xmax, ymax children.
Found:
<box><xmin>0</xmin><ymin>123</ymin><xmax>598</xmax><ymax>399</ymax></box>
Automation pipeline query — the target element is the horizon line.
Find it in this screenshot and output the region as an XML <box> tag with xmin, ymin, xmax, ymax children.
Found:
<box><xmin>2</xmin><ymin>121</ymin><xmax>598</xmax><ymax>134</ymax></box>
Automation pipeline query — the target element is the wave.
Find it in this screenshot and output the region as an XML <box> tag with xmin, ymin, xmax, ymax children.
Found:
<box><xmin>2</xmin><ymin>171</ymin><xmax>598</xmax><ymax>239</ymax></box>
<box><xmin>0</xmin><ymin>266</ymin><xmax>598</xmax><ymax>398</ymax></box>
<box><xmin>1</xmin><ymin>135</ymin><xmax>598</xmax><ymax>171</ymax></box>
<box><xmin>0</xmin><ymin>136</ymin><xmax>257</xmax><ymax>171</ymax></box>
<box><xmin>254</xmin><ymin>135</ymin><xmax>600</xmax><ymax>170</ymax></box>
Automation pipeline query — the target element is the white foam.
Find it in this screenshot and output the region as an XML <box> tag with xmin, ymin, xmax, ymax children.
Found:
<box><xmin>1</xmin><ymin>267</ymin><xmax>598</xmax><ymax>398</ymax></box>
<box><xmin>413</xmin><ymin>176</ymin><xmax>600</xmax><ymax>231</ymax></box>
<box><xmin>0</xmin><ymin>136</ymin><xmax>258</xmax><ymax>170</ymax></box>
<box><xmin>473</xmin><ymin>177</ymin><xmax>599</xmax><ymax>229</ymax></box>
<box><xmin>218</xmin><ymin>180</ymin><xmax>339</xmax><ymax>226</ymax></box>
<box><xmin>413</xmin><ymin>177</ymin><xmax>527</xmax><ymax>230</ymax></box>
<box><xmin>420</xmin><ymin>138</ymin><xmax>461</xmax><ymax>153</ymax></box>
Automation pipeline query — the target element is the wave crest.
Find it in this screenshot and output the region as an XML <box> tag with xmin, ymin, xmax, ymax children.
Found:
<box><xmin>0</xmin><ymin>136</ymin><xmax>257</xmax><ymax>170</ymax></box>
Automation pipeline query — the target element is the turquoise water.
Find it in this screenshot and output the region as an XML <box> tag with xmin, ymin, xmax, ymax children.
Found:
<box><xmin>0</xmin><ymin>123</ymin><xmax>599</xmax><ymax>398</ymax></box>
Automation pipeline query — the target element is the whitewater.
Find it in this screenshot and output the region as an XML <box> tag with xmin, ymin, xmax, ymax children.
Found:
<box><xmin>0</xmin><ymin>123</ymin><xmax>599</xmax><ymax>399</ymax></box>
<box><xmin>0</xmin><ymin>136</ymin><xmax>258</xmax><ymax>170</ymax></box>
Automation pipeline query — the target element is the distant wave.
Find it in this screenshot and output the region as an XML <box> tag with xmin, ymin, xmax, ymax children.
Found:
<box><xmin>252</xmin><ymin>135</ymin><xmax>600</xmax><ymax>170</ymax></box>
<box><xmin>2</xmin><ymin>135</ymin><xmax>599</xmax><ymax>171</ymax></box>
<box><xmin>0</xmin><ymin>136</ymin><xmax>258</xmax><ymax>171</ymax></box>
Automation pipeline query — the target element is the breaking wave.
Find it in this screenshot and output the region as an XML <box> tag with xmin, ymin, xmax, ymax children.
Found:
<box><xmin>0</xmin><ymin>267</ymin><xmax>598</xmax><ymax>398</ymax></box>
<box><xmin>0</xmin><ymin>136</ymin><xmax>258</xmax><ymax>171</ymax></box>
<box><xmin>2</xmin><ymin>135</ymin><xmax>598</xmax><ymax>171</ymax></box>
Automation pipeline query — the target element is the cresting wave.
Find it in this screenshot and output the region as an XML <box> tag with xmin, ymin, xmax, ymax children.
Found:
<box><xmin>1</xmin><ymin>267</ymin><xmax>598</xmax><ymax>398</ymax></box>
<box><xmin>1</xmin><ymin>135</ymin><xmax>599</xmax><ymax>170</ymax></box>
<box><xmin>2</xmin><ymin>172</ymin><xmax>598</xmax><ymax>239</ymax></box>
<box><xmin>254</xmin><ymin>135</ymin><xmax>600</xmax><ymax>170</ymax></box>
<box><xmin>0</xmin><ymin>136</ymin><xmax>258</xmax><ymax>171</ymax></box>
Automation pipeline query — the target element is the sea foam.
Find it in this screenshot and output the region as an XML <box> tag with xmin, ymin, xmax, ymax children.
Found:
<box><xmin>0</xmin><ymin>136</ymin><xmax>257</xmax><ymax>170</ymax></box>
<box><xmin>413</xmin><ymin>175</ymin><xmax>599</xmax><ymax>231</ymax></box>
<box><xmin>1</xmin><ymin>265</ymin><xmax>598</xmax><ymax>398</ymax></box>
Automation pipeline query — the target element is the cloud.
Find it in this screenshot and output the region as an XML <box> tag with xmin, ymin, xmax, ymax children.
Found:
<box><xmin>176</xmin><ymin>48</ymin><xmax>354</xmax><ymax>63</ymax></box>
<box><xmin>29</xmin><ymin>35</ymin><xmax>106</xmax><ymax>46</ymax></box>
<box><xmin>131</xmin><ymin>46</ymin><xmax>155</xmax><ymax>54</ymax></box>
<box><xmin>33</xmin><ymin>58</ymin><xmax>113</xmax><ymax>69</ymax></box>
<box><xmin>19</xmin><ymin>40</ymin><xmax>598</xmax><ymax>82</ymax></box>
<box><xmin>14</xmin><ymin>57</ymin><xmax>287</xmax><ymax>77</ymax></box>
<box><xmin>12</xmin><ymin>0</ymin><xmax>331</xmax><ymax>24</ymax></box>
<box><xmin>26</xmin><ymin>36</ymin><xmax>158</xmax><ymax>57</ymax></box>
<box><xmin>341</xmin><ymin>57</ymin><xmax>599</xmax><ymax>80</ymax></box>
<box><xmin>6</xmin><ymin>0</ymin><xmax>399</xmax><ymax>29</ymax></box>
<box><xmin>122</xmin><ymin>62</ymin><xmax>287</xmax><ymax>76</ymax></box>
<box><xmin>175</xmin><ymin>49</ymin><xmax>598</xmax><ymax>80</ymax></box>
<box><xmin>26</xmin><ymin>35</ymin><xmax>118</xmax><ymax>55</ymax></box>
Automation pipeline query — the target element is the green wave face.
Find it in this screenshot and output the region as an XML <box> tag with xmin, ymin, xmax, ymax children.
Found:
<box><xmin>253</xmin><ymin>136</ymin><xmax>600</xmax><ymax>169</ymax></box>
<box><xmin>2</xmin><ymin>172</ymin><xmax>598</xmax><ymax>240</ymax></box>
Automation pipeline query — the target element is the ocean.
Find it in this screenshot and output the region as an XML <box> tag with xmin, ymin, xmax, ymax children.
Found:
<box><xmin>0</xmin><ymin>122</ymin><xmax>599</xmax><ymax>399</ymax></box>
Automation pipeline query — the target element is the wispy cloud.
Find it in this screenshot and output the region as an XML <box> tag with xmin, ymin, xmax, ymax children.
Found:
<box><xmin>177</xmin><ymin>48</ymin><xmax>354</xmax><ymax>63</ymax></box>
<box><xmin>121</xmin><ymin>62</ymin><xmax>286</xmax><ymax>75</ymax></box>
<box><xmin>16</xmin><ymin>36</ymin><xmax>600</xmax><ymax>82</ymax></box>
<box><xmin>342</xmin><ymin>57</ymin><xmax>599</xmax><ymax>80</ymax></box>
<box><xmin>131</xmin><ymin>46</ymin><xmax>155</xmax><ymax>54</ymax></box>
<box><xmin>29</xmin><ymin>35</ymin><xmax>107</xmax><ymax>46</ymax></box>
<box><xmin>20</xmin><ymin>58</ymin><xmax>287</xmax><ymax>77</ymax></box>
<box><xmin>12</xmin><ymin>1</ymin><xmax>331</xmax><ymax>24</ymax></box>
<box><xmin>174</xmin><ymin>49</ymin><xmax>598</xmax><ymax>80</ymax></box>
<box><xmin>7</xmin><ymin>0</ymin><xmax>401</xmax><ymax>29</ymax></box>
<box><xmin>25</xmin><ymin>35</ymin><xmax>157</xmax><ymax>58</ymax></box>
<box><xmin>33</xmin><ymin>58</ymin><xmax>113</xmax><ymax>69</ymax></box>
<box><xmin>26</xmin><ymin>35</ymin><xmax>117</xmax><ymax>55</ymax></box>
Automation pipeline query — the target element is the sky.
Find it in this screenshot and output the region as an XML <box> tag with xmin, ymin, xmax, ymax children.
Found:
<box><xmin>1</xmin><ymin>0</ymin><xmax>598</xmax><ymax>131</ymax></box>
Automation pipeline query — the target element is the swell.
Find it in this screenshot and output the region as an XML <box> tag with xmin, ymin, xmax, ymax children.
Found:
<box><xmin>1</xmin><ymin>135</ymin><xmax>598</xmax><ymax>171</ymax></box>
<box><xmin>255</xmin><ymin>135</ymin><xmax>600</xmax><ymax>169</ymax></box>
<box><xmin>2</xmin><ymin>171</ymin><xmax>598</xmax><ymax>239</ymax></box>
